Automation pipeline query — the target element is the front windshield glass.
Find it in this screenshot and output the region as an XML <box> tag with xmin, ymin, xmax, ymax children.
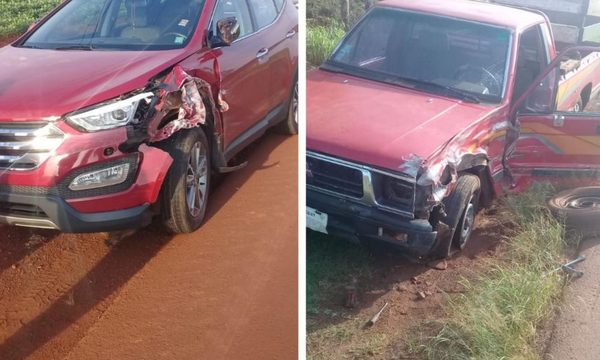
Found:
<box><xmin>22</xmin><ymin>0</ymin><xmax>206</xmax><ymax>51</ymax></box>
<box><xmin>328</xmin><ymin>7</ymin><xmax>512</xmax><ymax>103</ymax></box>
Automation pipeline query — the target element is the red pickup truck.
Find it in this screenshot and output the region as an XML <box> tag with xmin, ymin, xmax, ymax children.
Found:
<box><xmin>307</xmin><ymin>0</ymin><xmax>600</xmax><ymax>258</ymax></box>
<box><xmin>0</xmin><ymin>0</ymin><xmax>298</xmax><ymax>233</ymax></box>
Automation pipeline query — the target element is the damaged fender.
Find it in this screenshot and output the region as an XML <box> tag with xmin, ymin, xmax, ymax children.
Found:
<box><xmin>120</xmin><ymin>65</ymin><xmax>223</xmax><ymax>152</ymax></box>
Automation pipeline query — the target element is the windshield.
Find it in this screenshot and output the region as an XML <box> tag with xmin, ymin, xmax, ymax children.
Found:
<box><xmin>21</xmin><ymin>0</ymin><xmax>205</xmax><ymax>51</ymax></box>
<box><xmin>327</xmin><ymin>7</ymin><xmax>512</xmax><ymax>103</ymax></box>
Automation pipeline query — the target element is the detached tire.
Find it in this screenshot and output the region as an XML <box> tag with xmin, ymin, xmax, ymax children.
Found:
<box><xmin>549</xmin><ymin>187</ymin><xmax>600</xmax><ymax>231</ymax></box>
<box><xmin>161</xmin><ymin>128</ymin><xmax>211</xmax><ymax>234</ymax></box>
<box><xmin>276</xmin><ymin>80</ymin><xmax>298</xmax><ymax>135</ymax></box>
<box><xmin>434</xmin><ymin>174</ymin><xmax>481</xmax><ymax>258</ymax></box>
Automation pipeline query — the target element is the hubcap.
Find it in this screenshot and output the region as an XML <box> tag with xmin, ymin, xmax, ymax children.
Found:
<box><xmin>568</xmin><ymin>196</ymin><xmax>600</xmax><ymax>209</ymax></box>
<box><xmin>186</xmin><ymin>141</ymin><xmax>208</xmax><ymax>217</ymax></box>
<box><xmin>460</xmin><ymin>202</ymin><xmax>476</xmax><ymax>246</ymax></box>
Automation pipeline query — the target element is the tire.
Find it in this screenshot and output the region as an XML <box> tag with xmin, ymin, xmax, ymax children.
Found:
<box><xmin>276</xmin><ymin>80</ymin><xmax>298</xmax><ymax>135</ymax></box>
<box><xmin>548</xmin><ymin>187</ymin><xmax>600</xmax><ymax>231</ymax></box>
<box><xmin>161</xmin><ymin>128</ymin><xmax>211</xmax><ymax>234</ymax></box>
<box><xmin>433</xmin><ymin>174</ymin><xmax>481</xmax><ymax>258</ymax></box>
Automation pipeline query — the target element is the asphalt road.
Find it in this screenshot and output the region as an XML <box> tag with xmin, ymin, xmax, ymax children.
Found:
<box><xmin>545</xmin><ymin>237</ymin><xmax>600</xmax><ymax>360</ymax></box>
<box><xmin>0</xmin><ymin>132</ymin><xmax>298</xmax><ymax>360</ymax></box>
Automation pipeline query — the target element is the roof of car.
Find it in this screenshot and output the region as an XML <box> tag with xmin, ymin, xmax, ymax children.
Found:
<box><xmin>376</xmin><ymin>0</ymin><xmax>545</xmax><ymax>31</ymax></box>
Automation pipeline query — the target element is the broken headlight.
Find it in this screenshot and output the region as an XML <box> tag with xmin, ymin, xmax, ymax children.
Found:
<box><xmin>66</xmin><ymin>92</ymin><xmax>154</xmax><ymax>132</ymax></box>
<box><xmin>380</xmin><ymin>177</ymin><xmax>415</xmax><ymax>208</ymax></box>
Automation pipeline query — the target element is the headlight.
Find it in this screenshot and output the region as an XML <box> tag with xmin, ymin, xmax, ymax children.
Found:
<box><xmin>66</xmin><ymin>92</ymin><xmax>154</xmax><ymax>132</ymax></box>
<box><xmin>380</xmin><ymin>177</ymin><xmax>414</xmax><ymax>207</ymax></box>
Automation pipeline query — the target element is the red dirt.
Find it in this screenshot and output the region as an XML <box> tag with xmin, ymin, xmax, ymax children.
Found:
<box><xmin>0</xmin><ymin>132</ymin><xmax>298</xmax><ymax>360</ymax></box>
<box><xmin>307</xmin><ymin>208</ymin><xmax>511</xmax><ymax>359</ymax></box>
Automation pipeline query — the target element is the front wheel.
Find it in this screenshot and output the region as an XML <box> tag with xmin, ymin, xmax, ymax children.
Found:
<box><xmin>433</xmin><ymin>174</ymin><xmax>481</xmax><ymax>258</ymax></box>
<box><xmin>161</xmin><ymin>128</ymin><xmax>211</xmax><ymax>234</ymax></box>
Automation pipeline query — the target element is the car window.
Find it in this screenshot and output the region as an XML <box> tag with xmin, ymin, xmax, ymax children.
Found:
<box><xmin>329</xmin><ymin>8</ymin><xmax>511</xmax><ymax>104</ymax></box>
<box><xmin>23</xmin><ymin>0</ymin><xmax>206</xmax><ymax>50</ymax></box>
<box><xmin>273</xmin><ymin>0</ymin><xmax>284</xmax><ymax>12</ymax></box>
<box><xmin>212</xmin><ymin>0</ymin><xmax>254</xmax><ymax>38</ymax></box>
<box><xmin>248</xmin><ymin>0</ymin><xmax>278</xmax><ymax>29</ymax></box>
<box><xmin>513</xmin><ymin>25</ymin><xmax>548</xmax><ymax>102</ymax></box>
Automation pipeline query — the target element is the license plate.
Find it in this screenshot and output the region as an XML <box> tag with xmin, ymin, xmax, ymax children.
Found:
<box><xmin>307</xmin><ymin>207</ymin><xmax>328</xmax><ymax>234</ymax></box>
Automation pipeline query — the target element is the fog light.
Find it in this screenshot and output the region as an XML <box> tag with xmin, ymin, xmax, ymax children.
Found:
<box><xmin>69</xmin><ymin>163</ymin><xmax>130</xmax><ymax>191</ymax></box>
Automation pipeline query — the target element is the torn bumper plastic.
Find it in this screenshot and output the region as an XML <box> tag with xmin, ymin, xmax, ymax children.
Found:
<box><xmin>308</xmin><ymin>190</ymin><xmax>439</xmax><ymax>256</ymax></box>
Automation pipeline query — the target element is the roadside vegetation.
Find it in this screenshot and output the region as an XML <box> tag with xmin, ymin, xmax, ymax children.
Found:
<box><xmin>0</xmin><ymin>0</ymin><xmax>60</xmax><ymax>39</ymax></box>
<box><xmin>420</xmin><ymin>185</ymin><xmax>573</xmax><ymax>359</ymax></box>
<box><xmin>307</xmin><ymin>0</ymin><xmax>369</xmax><ymax>67</ymax></box>
<box><xmin>307</xmin><ymin>23</ymin><xmax>345</xmax><ymax>67</ymax></box>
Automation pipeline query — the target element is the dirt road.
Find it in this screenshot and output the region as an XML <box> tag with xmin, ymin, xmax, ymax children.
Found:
<box><xmin>545</xmin><ymin>237</ymin><xmax>600</xmax><ymax>360</ymax></box>
<box><xmin>0</xmin><ymin>132</ymin><xmax>298</xmax><ymax>360</ymax></box>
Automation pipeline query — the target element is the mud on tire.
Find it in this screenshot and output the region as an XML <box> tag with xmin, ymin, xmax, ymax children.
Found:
<box><xmin>161</xmin><ymin>128</ymin><xmax>211</xmax><ymax>234</ymax></box>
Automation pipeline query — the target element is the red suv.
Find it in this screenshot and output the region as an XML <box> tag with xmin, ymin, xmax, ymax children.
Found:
<box><xmin>0</xmin><ymin>0</ymin><xmax>298</xmax><ymax>233</ymax></box>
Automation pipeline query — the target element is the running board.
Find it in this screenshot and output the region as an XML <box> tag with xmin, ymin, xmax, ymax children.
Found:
<box><xmin>217</xmin><ymin>161</ymin><xmax>248</xmax><ymax>173</ymax></box>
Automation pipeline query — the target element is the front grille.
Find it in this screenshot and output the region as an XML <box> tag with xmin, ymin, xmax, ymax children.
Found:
<box><xmin>0</xmin><ymin>122</ymin><xmax>64</xmax><ymax>170</ymax></box>
<box><xmin>0</xmin><ymin>201</ymin><xmax>48</xmax><ymax>218</ymax></box>
<box><xmin>307</xmin><ymin>156</ymin><xmax>364</xmax><ymax>198</ymax></box>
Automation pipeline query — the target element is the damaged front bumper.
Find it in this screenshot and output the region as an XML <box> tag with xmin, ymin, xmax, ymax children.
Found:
<box><xmin>307</xmin><ymin>190</ymin><xmax>439</xmax><ymax>256</ymax></box>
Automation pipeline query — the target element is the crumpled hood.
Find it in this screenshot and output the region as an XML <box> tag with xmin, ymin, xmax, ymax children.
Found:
<box><xmin>0</xmin><ymin>46</ymin><xmax>190</xmax><ymax>121</ymax></box>
<box><xmin>307</xmin><ymin>69</ymin><xmax>492</xmax><ymax>173</ymax></box>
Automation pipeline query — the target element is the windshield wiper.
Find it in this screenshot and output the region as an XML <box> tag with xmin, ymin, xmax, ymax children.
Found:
<box><xmin>19</xmin><ymin>44</ymin><xmax>42</xmax><ymax>49</ymax></box>
<box><xmin>54</xmin><ymin>45</ymin><xmax>94</xmax><ymax>51</ymax></box>
<box><xmin>395</xmin><ymin>77</ymin><xmax>480</xmax><ymax>104</ymax></box>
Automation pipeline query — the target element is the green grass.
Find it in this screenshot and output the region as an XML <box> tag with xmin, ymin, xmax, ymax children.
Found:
<box><xmin>306</xmin><ymin>231</ymin><xmax>372</xmax><ymax>317</ymax></box>
<box><xmin>307</xmin><ymin>23</ymin><xmax>346</xmax><ymax>68</ymax></box>
<box><xmin>0</xmin><ymin>0</ymin><xmax>61</xmax><ymax>38</ymax></box>
<box><xmin>420</xmin><ymin>184</ymin><xmax>573</xmax><ymax>360</ymax></box>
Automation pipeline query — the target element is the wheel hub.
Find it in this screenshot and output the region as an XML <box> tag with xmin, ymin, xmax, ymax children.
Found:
<box><xmin>460</xmin><ymin>202</ymin><xmax>475</xmax><ymax>243</ymax></box>
<box><xmin>568</xmin><ymin>196</ymin><xmax>600</xmax><ymax>209</ymax></box>
<box><xmin>186</xmin><ymin>141</ymin><xmax>208</xmax><ymax>217</ymax></box>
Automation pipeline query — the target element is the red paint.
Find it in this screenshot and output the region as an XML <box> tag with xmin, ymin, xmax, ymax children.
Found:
<box><xmin>0</xmin><ymin>0</ymin><xmax>298</xmax><ymax>222</ymax></box>
<box><xmin>307</xmin><ymin>0</ymin><xmax>600</xmax><ymax>206</ymax></box>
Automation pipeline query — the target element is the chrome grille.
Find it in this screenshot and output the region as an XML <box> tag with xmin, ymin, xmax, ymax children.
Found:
<box><xmin>0</xmin><ymin>122</ymin><xmax>64</xmax><ymax>170</ymax></box>
<box><xmin>307</xmin><ymin>156</ymin><xmax>363</xmax><ymax>198</ymax></box>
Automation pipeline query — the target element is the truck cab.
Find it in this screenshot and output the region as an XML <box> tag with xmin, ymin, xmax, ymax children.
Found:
<box><xmin>306</xmin><ymin>0</ymin><xmax>600</xmax><ymax>258</ymax></box>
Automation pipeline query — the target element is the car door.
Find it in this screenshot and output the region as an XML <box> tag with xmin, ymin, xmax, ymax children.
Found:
<box><xmin>261</xmin><ymin>0</ymin><xmax>298</xmax><ymax>110</ymax></box>
<box><xmin>209</xmin><ymin>0</ymin><xmax>271</xmax><ymax>155</ymax></box>
<box><xmin>504</xmin><ymin>46</ymin><xmax>600</xmax><ymax>187</ymax></box>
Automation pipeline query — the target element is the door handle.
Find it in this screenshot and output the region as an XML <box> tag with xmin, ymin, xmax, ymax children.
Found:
<box><xmin>256</xmin><ymin>48</ymin><xmax>269</xmax><ymax>58</ymax></box>
<box><xmin>286</xmin><ymin>30</ymin><xmax>296</xmax><ymax>39</ymax></box>
<box><xmin>553</xmin><ymin>114</ymin><xmax>565</xmax><ymax>127</ymax></box>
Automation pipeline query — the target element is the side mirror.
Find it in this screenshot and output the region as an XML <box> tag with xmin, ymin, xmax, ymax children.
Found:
<box><xmin>211</xmin><ymin>17</ymin><xmax>240</xmax><ymax>47</ymax></box>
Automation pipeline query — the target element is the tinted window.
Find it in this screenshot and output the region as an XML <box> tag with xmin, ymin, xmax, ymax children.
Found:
<box><xmin>248</xmin><ymin>0</ymin><xmax>277</xmax><ymax>29</ymax></box>
<box><xmin>213</xmin><ymin>0</ymin><xmax>254</xmax><ymax>37</ymax></box>
<box><xmin>23</xmin><ymin>0</ymin><xmax>206</xmax><ymax>50</ymax></box>
<box><xmin>329</xmin><ymin>8</ymin><xmax>511</xmax><ymax>103</ymax></box>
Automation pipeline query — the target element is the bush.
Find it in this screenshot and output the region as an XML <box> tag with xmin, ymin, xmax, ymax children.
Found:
<box><xmin>307</xmin><ymin>23</ymin><xmax>346</xmax><ymax>67</ymax></box>
<box><xmin>0</xmin><ymin>0</ymin><xmax>61</xmax><ymax>38</ymax></box>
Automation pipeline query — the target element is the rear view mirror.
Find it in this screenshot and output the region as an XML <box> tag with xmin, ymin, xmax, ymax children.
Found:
<box><xmin>211</xmin><ymin>17</ymin><xmax>240</xmax><ymax>47</ymax></box>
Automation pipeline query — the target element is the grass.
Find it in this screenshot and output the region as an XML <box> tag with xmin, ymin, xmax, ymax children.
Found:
<box><xmin>0</xmin><ymin>0</ymin><xmax>61</xmax><ymax>38</ymax></box>
<box><xmin>306</xmin><ymin>231</ymin><xmax>372</xmax><ymax>317</ymax></box>
<box><xmin>307</xmin><ymin>22</ymin><xmax>346</xmax><ymax>68</ymax></box>
<box><xmin>420</xmin><ymin>184</ymin><xmax>573</xmax><ymax>360</ymax></box>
